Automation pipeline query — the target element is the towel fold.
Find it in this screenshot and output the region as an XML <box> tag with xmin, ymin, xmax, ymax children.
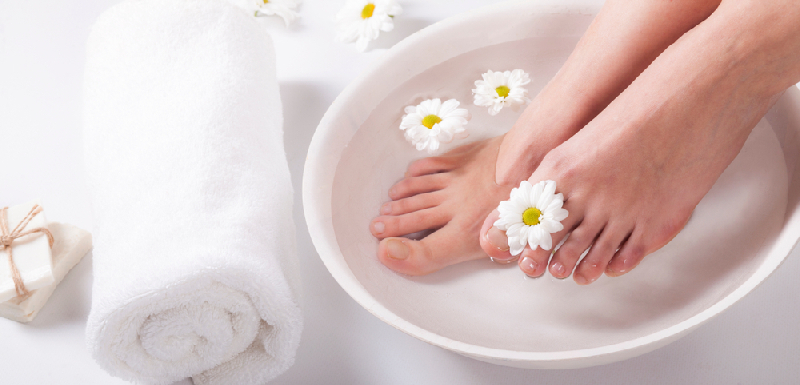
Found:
<box><xmin>83</xmin><ymin>0</ymin><xmax>302</xmax><ymax>384</ymax></box>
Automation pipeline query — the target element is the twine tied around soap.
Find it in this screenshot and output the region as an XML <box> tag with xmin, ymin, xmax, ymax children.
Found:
<box><xmin>0</xmin><ymin>205</ymin><xmax>54</xmax><ymax>300</ymax></box>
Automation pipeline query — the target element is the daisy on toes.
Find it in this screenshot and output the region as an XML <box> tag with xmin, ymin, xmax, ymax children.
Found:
<box><xmin>493</xmin><ymin>180</ymin><xmax>568</xmax><ymax>257</ymax></box>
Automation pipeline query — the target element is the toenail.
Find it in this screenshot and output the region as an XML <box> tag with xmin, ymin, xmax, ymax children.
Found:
<box><xmin>381</xmin><ymin>203</ymin><xmax>392</xmax><ymax>215</ymax></box>
<box><xmin>373</xmin><ymin>221</ymin><xmax>385</xmax><ymax>234</ymax></box>
<box><xmin>574</xmin><ymin>274</ymin><xmax>588</xmax><ymax>285</ymax></box>
<box><xmin>386</xmin><ymin>239</ymin><xmax>409</xmax><ymax>260</ymax></box>
<box><xmin>551</xmin><ymin>262</ymin><xmax>566</xmax><ymax>277</ymax></box>
<box><xmin>487</xmin><ymin>227</ymin><xmax>509</xmax><ymax>251</ymax></box>
<box><xmin>389</xmin><ymin>188</ymin><xmax>397</xmax><ymax>197</ymax></box>
<box><xmin>520</xmin><ymin>257</ymin><xmax>539</xmax><ymax>277</ymax></box>
<box><xmin>490</xmin><ymin>255</ymin><xmax>518</xmax><ymax>264</ymax></box>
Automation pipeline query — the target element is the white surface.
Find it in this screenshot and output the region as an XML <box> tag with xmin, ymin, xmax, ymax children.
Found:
<box><xmin>0</xmin><ymin>0</ymin><xmax>798</xmax><ymax>384</ymax></box>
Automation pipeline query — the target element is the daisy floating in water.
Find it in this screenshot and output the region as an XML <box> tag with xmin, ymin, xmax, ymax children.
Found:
<box><xmin>254</xmin><ymin>0</ymin><xmax>301</xmax><ymax>26</ymax></box>
<box><xmin>494</xmin><ymin>180</ymin><xmax>568</xmax><ymax>256</ymax></box>
<box><xmin>336</xmin><ymin>0</ymin><xmax>402</xmax><ymax>52</ymax></box>
<box><xmin>399</xmin><ymin>98</ymin><xmax>470</xmax><ymax>153</ymax></box>
<box><xmin>473</xmin><ymin>69</ymin><xmax>531</xmax><ymax>116</ymax></box>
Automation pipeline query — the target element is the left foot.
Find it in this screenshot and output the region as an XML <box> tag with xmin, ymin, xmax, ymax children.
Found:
<box><xmin>370</xmin><ymin>138</ymin><xmax>514</xmax><ymax>275</ymax></box>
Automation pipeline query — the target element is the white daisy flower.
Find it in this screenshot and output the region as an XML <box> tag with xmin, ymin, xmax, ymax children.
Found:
<box><xmin>254</xmin><ymin>0</ymin><xmax>301</xmax><ymax>26</ymax></box>
<box><xmin>494</xmin><ymin>180</ymin><xmax>569</xmax><ymax>256</ymax></box>
<box><xmin>336</xmin><ymin>0</ymin><xmax>402</xmax><ymax>52</ymax></box>
<box><xmin>399</xmin><ymin>98</ymin><xmax>470</xmax><ymax>153</ymax></box>
<box><xmin>473</xmin><ymin>69</ymin><xmax>531</xmax><ymax>116</ymax></box>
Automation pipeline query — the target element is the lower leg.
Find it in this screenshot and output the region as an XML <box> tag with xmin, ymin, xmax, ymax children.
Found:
<box><xmin>495</xmin><ymin>0</ymin><xmax>723</xmax><ymax>185</ymax></box>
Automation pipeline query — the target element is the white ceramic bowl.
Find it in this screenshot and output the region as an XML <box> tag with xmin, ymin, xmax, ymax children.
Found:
<box><xmin>303</xmin><ymin>0</ymin><xmax>800</xmax><ymax>368</ymax></box>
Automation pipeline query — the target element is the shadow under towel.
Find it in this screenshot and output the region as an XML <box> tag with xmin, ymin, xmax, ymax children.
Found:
<box><xmin>83</xmin><ymin>0</ymin><xmax>302</xmax><ymax>384</ymax></box>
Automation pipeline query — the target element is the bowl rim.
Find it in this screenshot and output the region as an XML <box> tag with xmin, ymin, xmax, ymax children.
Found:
<box><xmin>303</xmin><ymin>0</ymin><xmax>800</xmax><ymax>364</ymax></box>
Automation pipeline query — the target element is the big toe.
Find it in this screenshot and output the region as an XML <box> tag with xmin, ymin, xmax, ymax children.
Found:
<box><xmin>379</xmin><ymin>219</ymin><xmax>485</xmax><ymax>276</ymax></box>
<box><xmin>479</xmin><ymin>209</ymin><xmax>518</xmax><ymax>264</ymax></box>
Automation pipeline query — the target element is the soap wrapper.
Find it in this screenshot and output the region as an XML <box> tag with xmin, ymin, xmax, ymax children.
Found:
<box><xmin>0</xmin><ymin>201</ymin><xmax>54</xmax><ymax>303</ymax></box>
<box><xmin>0</xmin><ymin>222</ymin><xmax>91</xmax><ymax>322</ymax></box>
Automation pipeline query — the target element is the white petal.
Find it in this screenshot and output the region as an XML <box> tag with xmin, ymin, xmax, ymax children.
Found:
<box><xmin>488</xmin><ymin>102</ymin><xmax>503</xmax><ymax>116</ymax></box>
<box><xmin>518</xmin><ymin>225</ymin><xmax>530</xmax><ymax>242</ymax></box>
<box><xmin>529</xmin><ymin>181</ymin><xmax>543</xmax><ymax>207</ymax></box>
<box><xmin>510</xmin><ymin>242</ymin><xmax>525</xmax><ymax>257</ymax></box>
<box><xmin>527</xmin><ymin>226</ymin><xmax>542</xmax><ymax>251</ymax></box>
<box><xmin>545</xmin><ymin>196</ymin><xmax>564</xmax><ymax>213</ymax></box>
<box><xmin>540</xmin><ymin>219</ymin><xmax>563</xmax><ymax>233</ymax></box>
<box><xmin>518</xmin><ymin>181</ymin><xmax>532</xmax><ymax>202</ymax></box>
<box><xmin>438</xmin><ymin>99</ymin><xmax>460</xmax><ymax>117</ymax></box>
<box><xmin>551</xmin><ymin>208</ymin><xmax>569</xmax><ymax>222</ymax></box>
<box><xmin>538</xmin><ymin>227</ymin><xmax>553</xmax><ymax>250</ymax></box>
<box><xmin>507</xmin><ymin>222</ymin><xmax>524</xmax><ymax>235</ymax></box>
<box><xmin>427</xmin><ymin>98</ymin><xmax>442</xmax><ymax>114</ymax></box>
<box><xmin>538</xmin><ymin>180</ymin><xmax>557</xmax><ymax>208</ymax></box>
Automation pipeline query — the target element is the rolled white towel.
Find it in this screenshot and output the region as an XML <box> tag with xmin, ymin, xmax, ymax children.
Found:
<box><xmin>83</xmin><ymin>0</ymin><xmax>302</xmax><ymax>384</ymax></box>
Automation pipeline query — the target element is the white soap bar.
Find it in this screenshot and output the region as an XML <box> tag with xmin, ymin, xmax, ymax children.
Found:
<box><xmin>0</xmin><ymin>201</ymin><xmax>55</xmax><ymax>303</ymax></box>
<box><xmin>0</xmin><ymin>222</ymin><xmax>92</xmax><ymax>322</ymax></box>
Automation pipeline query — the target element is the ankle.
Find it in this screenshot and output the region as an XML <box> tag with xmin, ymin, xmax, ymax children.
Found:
<box><xmin>709</xmin><ymin>0</ymin><xmax>800</xmax><ymax>95</ymax></box>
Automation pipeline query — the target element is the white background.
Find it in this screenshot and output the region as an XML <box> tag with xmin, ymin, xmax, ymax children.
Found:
<box><xmin>1</xmin><ymin>0</ymin><xmax>799</xmax><ymax>384</ymax></box>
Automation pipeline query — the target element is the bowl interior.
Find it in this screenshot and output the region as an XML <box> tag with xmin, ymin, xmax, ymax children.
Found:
<box><xmin>307</xmin><ymin>0</ymin><xmax>800</xmax><ymax>365</ymax></box>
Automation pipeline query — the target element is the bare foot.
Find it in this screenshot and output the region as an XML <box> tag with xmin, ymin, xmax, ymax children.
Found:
<box><xmin>370</xmin><ymin>138</ymin><xmax>513</xmax><ymax>275</ymax></box>
<box><xmin>371</xmin><ymin>0</ymin><xmax>724</xmax><ymax>276</ymax></box>
<box><xmin>481</xmin><ymin>0</ymin><xmax>800</xmax><ymax>284</ymax></box>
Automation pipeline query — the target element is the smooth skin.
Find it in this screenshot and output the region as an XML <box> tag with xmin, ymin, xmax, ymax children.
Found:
<box><xmin>371</xmin><ymin>0</ymin><xmax>800</xmax><ymax>282</ymax></box>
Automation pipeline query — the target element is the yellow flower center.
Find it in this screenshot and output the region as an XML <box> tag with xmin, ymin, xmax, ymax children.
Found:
<box><xmin>422</xmin><ymin>114</ymin><xmax>442</xmax><ymax>129</ymax></box>
<box><xmin>361</xmin><ymin>3</ymin><xmax>376</xmax><ymax>19</ymax></box>
<box><xmin>522</xmin><ymin>207</ymin><xmax>541</xmax><ymax>226</ymax></box>
<box><xmin>263</xmin><ymin>0</ymin><xmax>268</xmax><ymax>3</ymax></box>
<box><xmin>496</xmin><ymin>85</ymin><xmax>510</xmax><ymax>98</ymax></box>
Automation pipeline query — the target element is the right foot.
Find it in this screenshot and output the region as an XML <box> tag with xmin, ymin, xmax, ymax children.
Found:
<box><xmin>480</xmin><ymin>0</ymin><xmax>800</xmax><ymax>284</ymax></box>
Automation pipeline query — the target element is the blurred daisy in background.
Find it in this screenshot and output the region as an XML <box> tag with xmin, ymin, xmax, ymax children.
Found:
<box><xmin>336</xmin><ymin>0</ymin><xmax>402</xmax><ymax>52</ymax></box>
<box><xmin>254</xmin><ymin>0</ymin><xmax>301</xmax><ymax>26</ymax></box>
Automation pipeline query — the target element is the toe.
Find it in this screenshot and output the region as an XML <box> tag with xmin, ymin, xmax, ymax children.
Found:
<box><xmin>517</xmin><ymin>248</ymin><xmax>549</xmax><ymax>278</ymax></box>
<box><xmin>516</xmin><ymin>200</ymin><xmax>582</xmax><ymax>278</ymax></box>
<box><xmin>389</xmin><ymin>174</ymin><xmax>450</xmax><ymax>200</ymax></box>
<box><xmin>518</xmin><ymin>212</ymin><xmax>582</xmax><ymax>278</ymax></box>
<box><xmin>381</xmin><ymin>191</ymin><xmax>443</xmax><ymax>216</ymax></box>
<box><xmin>549</xmin><ymin>217</ymin><xmax>604</xmax><ymax>279</ymax></box>
<box><xmin>606</xmin><ymin>228</ymin><xmax>647</xmax><ymax>277</ymax></box>
<box><xmin>574</xmin><ymin>223</ymin><xmax>631</xmax><ymax>285</ymax></box>
<box><xmin>371</xmin><ymin>206</ymin><xmax>450</xmax><ymax>238</ymax></box>
<box><xmin>378</xmin><ymin>218</ymin><xmax>483</xmax><ymax>276</ymax></box>
<box><xmin>479</xmin><ymin>210</ymin><xmax>517</xmax><ymax>264</ymax></box>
